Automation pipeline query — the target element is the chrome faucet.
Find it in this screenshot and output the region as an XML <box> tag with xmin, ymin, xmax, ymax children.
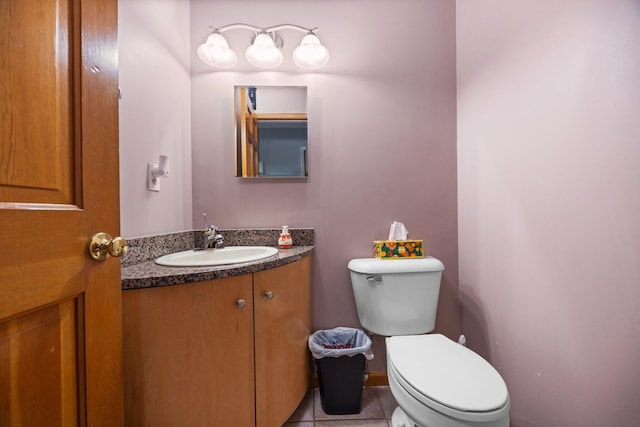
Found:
<box><xmin>204</xmin><ymin>225</ymin><xmax>225</xmax><ymax>250</ymax></box>
<box><xmin>202</xmin><ymin>213</ymin><xmax>224</xmax><ymax>250</ymax></box>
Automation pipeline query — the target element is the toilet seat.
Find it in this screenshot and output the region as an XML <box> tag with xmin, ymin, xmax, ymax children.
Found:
<box><xmin>387</xmin><ymin>334</ymin><xmax>510</xmax><ymax>423</ymax></box>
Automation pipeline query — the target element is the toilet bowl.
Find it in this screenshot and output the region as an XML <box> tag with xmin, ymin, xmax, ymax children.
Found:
<box><xmin>386</xmin><ymin>334</ymin><xmax>510</xmax><ymax>427</ymax></box>
<box><xmin>347</xmin><ymin>257</ymin><xmax>511</xmax><ymax>427</ymax></box>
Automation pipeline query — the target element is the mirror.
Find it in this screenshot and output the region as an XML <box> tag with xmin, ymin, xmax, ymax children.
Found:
<box><xmin>234</xmin><ymin>86</ymin><xmax>308</xmax><ymax>178</ymax></box>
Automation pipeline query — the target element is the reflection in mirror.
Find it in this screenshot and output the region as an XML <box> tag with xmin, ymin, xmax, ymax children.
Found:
<box><xmin>234</xmin><ymin>86</ymin><xmax>308</xmax><ymax>178</ymax></box>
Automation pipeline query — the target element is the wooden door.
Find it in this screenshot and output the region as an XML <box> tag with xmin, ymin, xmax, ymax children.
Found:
<box><xmin>122</xmin><ymin>277</ymin><xmax>255</xmax><ymax>427</ymax></box>
<box><xmin>0</xmin><ymin>0</ymin><xmax>122</xmax><ymax>426</ymax></box>
<box><xmin>254</xmin><ymin>257</ymin><xmax>312</xmax><ymax>427</ymax></box>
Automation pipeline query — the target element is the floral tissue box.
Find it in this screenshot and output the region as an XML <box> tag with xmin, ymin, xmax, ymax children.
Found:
<box><xmin>373</xmin><ymin>240</ymin><xmax>424</xmax><ymax>259</ymax></box>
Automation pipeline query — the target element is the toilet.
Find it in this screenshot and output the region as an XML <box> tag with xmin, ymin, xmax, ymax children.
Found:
<box><xmin>348</xmin><ymin>257</ymin><xmax>510</xmax><ymax>427</ymax></box>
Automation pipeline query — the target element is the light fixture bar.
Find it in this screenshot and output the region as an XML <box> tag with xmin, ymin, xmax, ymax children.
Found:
<box><xmin>210</xmin><ymin>23</ymin><xmax>318</xmax><ymax>35</ymax></box>
<box><xmin>198</xmin><ymin>23</ymin><xmax>330</xmax><ymax>70</ymax></box>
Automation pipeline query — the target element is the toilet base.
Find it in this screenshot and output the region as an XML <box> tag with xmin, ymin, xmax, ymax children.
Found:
<box><xmin>391</xmin><ymin>406</ymin><xmax>419</xmax><ymax>427</ymax></box>
<box><xmin>391</xmin><ymin>404</ymin><xmax>510</xmax><ymax>427</ymax></box>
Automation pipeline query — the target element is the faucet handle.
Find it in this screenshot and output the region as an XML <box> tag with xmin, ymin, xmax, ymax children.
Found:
<box><xmin>203</xmin><ymin>213</ymin><xmax>219</xmax><ymax>234</ymax></box>
<box><xmin>205</xmin><ymin>224</ymin><xmax>219</xmax><ymax>235</ymax></box>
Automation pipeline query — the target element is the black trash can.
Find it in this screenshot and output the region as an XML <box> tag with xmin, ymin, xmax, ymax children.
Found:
<box><xmin>309</xmin><ymin>327</ymin><xmax>373</xmax><ymax>415</ymax></box>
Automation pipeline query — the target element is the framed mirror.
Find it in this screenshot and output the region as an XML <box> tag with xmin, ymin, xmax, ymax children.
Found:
<box><xmin>234</xmin><ymin>86</ymin><xmax>308</xmax><ymax>178</ymax></box>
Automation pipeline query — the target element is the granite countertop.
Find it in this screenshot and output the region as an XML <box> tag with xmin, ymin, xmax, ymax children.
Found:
<box><xmin>122</xmin><ymin>246</ymin><xmax>314</xmax><ymax>290</ymax></box>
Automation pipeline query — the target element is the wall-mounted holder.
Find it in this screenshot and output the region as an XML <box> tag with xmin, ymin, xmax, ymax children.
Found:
<box><xmin>147</xmin><ymin>155</ymin><xmax>170</xmax><ymax>192</ymax></box>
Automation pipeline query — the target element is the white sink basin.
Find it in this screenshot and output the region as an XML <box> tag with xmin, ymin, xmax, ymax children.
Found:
<box><xmin>155</xmin><ymin>246</ymin><xmax>279</xmax><ymax>267</ymax></box>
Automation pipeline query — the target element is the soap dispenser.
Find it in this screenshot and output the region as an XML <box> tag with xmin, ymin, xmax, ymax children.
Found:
<box><xmin>278</xmin><ymin>226</ymin><xmax>293</xmax><ymax>249</ymax></box>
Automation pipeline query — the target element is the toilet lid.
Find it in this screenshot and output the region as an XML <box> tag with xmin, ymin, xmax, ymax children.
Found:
<box><xmin>387</xmin><ymin>334</ymin><xmax>509</xmax><ymax>412</ymax></box>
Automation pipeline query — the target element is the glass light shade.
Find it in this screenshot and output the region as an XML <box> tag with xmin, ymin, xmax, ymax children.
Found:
<box><xmin>197</xmin><ymin>33</ymin><xmax>237</xmax><ymax>68</ymax></box>
<box><xmin>245</xmin><ymin>33</ymin><xmax>283</xmax><ymax>68</ymax></box>
<box><xmin>292</xmin><ymin>34</ymin><xmax>330</xmax><ymax>70</ymax></box>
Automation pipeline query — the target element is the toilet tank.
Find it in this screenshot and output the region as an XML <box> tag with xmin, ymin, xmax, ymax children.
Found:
<box><xmin>348</xmin><ymin>257</ymin><xmax>444</xmax><ymax>336</ymax></box>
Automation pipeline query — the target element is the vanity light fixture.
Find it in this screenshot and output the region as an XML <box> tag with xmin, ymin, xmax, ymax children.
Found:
<box><xmin>245</xmin><ymin>32</ymin><xmax>283</xmax><ymax>68</ymax></box>
<box><xmin>196</xmin><ymin>31</ymin><xmax>237</xmax><ymax>68</ymax></box>
<box><xmin>292</xmin><ymin>33</ymin><xmax>331</xmax><ymax>70</ymax></box>
<box><xmin>197</xmin><ymin>23</ymin><xmax>330</xmax><ymax>70</ymax></box>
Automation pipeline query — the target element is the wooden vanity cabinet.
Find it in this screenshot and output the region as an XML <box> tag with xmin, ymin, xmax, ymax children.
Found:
<box><xmin>123</xmin><ymin>274</ymin><xmax>255</xmax><ymax>427</ymax></box>
<box><xmin>123</xmin><ymin>256</ymin><xmax>312</xmax><ymax>427</ymax></box>
<box><xmin>254</xmin><ymin>256</ymin><xmax>312</xmax><ymax>427</ymax></box>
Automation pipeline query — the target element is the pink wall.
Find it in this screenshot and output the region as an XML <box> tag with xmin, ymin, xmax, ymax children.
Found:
<box><xmin>119</xmin><ymin>0</ymin><xmax>640</xmax><ymax>419</ymax></box>
<box><xmin>119</xmin><ymin>0</ymin><xmax>193</xmax><ymax>238</ymax></box>
<box><xmin>457</xmin><ymin>0</ymin><xmax>640</xmax><ymax>425</ymax></box>
<box><xmin>190</xmin><ymin>0</ymin><xmax>459</xmax><ymax>370</ymax></box>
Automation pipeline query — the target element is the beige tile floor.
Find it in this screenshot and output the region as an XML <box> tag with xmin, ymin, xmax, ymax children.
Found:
<box><xmin>284</xmin><ymin>386</ymin><xmax>397</xmax><ymax>427</ymax></box>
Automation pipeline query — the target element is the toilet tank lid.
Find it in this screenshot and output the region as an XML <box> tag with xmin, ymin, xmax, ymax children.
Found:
<box><xmin>348</xmin><ymin>257</ymin><xmax>444</xmax><ymax>274</ymax></box>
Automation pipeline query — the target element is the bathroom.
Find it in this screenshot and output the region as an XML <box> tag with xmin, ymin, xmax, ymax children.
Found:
<box><xmin>117</xmin><ymin>0</ymin><xmax>640</xmax><ymax>426</ymax></box>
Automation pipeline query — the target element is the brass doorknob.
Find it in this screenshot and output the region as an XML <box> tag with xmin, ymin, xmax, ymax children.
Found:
<box><xmin>89</xmin><ymin>232</ymin><xmax>129</xmax><ymax>260</ymax></box>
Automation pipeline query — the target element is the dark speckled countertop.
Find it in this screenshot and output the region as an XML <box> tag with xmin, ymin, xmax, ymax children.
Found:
<box><xmin>121</xmin><ymin>228</ymin><xmax>314</xmax><ymax>290</ymax></box>
<box><xmin>122</xmin><ymin>246</ymin><xmax>313</xmax><ymax>289</ymax></box>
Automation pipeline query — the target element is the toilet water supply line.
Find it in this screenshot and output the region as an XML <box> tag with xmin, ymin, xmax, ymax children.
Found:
<box><xmin>458</xmin><ymin>335</ymin><xmax>466</xmax><ymax>346</ymax></box>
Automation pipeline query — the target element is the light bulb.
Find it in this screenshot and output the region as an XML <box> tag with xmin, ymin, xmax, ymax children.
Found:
<box><xmin>245</xmin><ymin>33</ymin><xmax>283</xmax><ymax>68</ymax></box>
<box><xmin>197</xmin><ymin>33</ymin><xmax>237</xmax><ymax>68</ymax></box>
<box><xmin>292</xmin><ymin>34</ymin><xmax>330</xmax><ymax>70</ymax></box>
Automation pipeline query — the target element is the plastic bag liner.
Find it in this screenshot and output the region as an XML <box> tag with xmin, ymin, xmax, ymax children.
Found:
<box><xmin>308</xmin><ymin>327</ymin><xmax>374</xmax><ymax>360</ymax></box>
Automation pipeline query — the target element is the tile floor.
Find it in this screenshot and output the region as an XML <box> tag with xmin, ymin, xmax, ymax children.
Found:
<box><xmin>284</xmin><ymin>386</ymin><xmax>398</xmax><ymax>427</ymax></box>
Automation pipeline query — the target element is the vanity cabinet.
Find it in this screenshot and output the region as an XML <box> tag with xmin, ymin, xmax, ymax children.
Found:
<box><xmin>123</xmin><ymin>256</ymin><xmax>312</xmax><ymax>427</ymax></box>
<box><xmin>254</xmin><ymin>256</ymin><xmax>312</xmax><ymax>427</ymax></box>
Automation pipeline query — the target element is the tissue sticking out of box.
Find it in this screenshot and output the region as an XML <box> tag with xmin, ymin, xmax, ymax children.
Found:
<box><xmin>373</xmin><ymin>221</ymin><xmax>424</xmax><ymax>259</ymax></box>
<box><xmin>388</xmin><ymin>221</ymin><xmax>408</xmax><ymax>240</ymax></box>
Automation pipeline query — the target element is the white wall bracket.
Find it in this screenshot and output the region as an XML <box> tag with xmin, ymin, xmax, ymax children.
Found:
<box><xmin>147</xmin><ymin>155</ymin><xmax>170</xmax><ymax>192</ymax></box>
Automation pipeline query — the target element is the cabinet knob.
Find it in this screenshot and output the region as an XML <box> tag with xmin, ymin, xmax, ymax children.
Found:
<box><xmin>264</xmin><ymin>291</ymin><xmax>274</xmax><ymax>300</ymax></box>
<box><xmin>236</xmin><ymin>299</ymin><xmax>246</xmax><ymax>308</ymax></box>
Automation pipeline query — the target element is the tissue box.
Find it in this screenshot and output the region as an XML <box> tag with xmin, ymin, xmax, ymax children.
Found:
<box><xmin>373</xmin><ymin>240</ymin><xmax>424</xmax><ymax>259</ymax></box>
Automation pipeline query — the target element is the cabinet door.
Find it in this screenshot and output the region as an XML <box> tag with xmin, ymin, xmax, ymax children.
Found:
<box><xmin>254</xmin><ymin>257</ymin><xmax>312</xmax><ymax>427</ymax></box>
<box><xmin>123</xmin><ymin>276</ymin><xmax>255</xmax><ymax>427</ymax></box>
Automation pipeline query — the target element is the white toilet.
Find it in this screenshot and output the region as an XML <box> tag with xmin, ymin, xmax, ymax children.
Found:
<box><xmin>348</xmin><ymin>257</ymin><xmax>510</xmax><ymax>427</ymax></box>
